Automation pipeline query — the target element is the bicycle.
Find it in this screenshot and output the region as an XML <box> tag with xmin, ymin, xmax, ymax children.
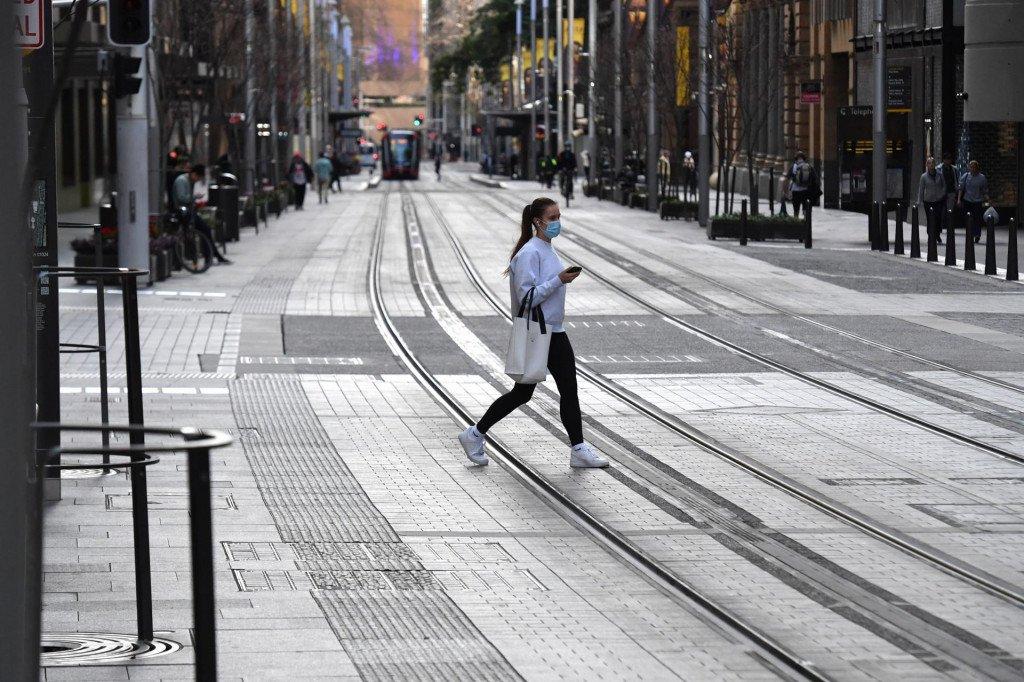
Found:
<box><xmin>167</xmin><ymin>207</ymin><xmax>214</xmax><ymax>274</ymax></box>
<box><xmin>559</xmin><ymin>169</ymin><xmax>574</xmax><ymax>208</ymax></box>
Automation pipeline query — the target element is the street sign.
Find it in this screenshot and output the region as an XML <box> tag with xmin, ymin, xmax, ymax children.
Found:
<box><xmin>800</xmin><ymin>81</ymin><xmax>822</xmax><ymax>104</ymax></box>
<box><xmin>14</xmin><ymin>0</ymin><xmax>45</xmax><ymax>49</ymax></box>
<box><xmin>887</xmin><ymin>65</ymin><xmax>911</xmax><ymax>111</ymax></box>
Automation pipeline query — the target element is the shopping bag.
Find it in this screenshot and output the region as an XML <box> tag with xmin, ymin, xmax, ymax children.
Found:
<box><xmin>504</xmin><ymin>288</ymin><xmax>551</xmax><ymax>384</ymax></box>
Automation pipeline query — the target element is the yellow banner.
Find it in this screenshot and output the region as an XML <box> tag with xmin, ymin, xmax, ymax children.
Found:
<box><xmin>561</xmin><ymin>18</ymin><xmax>585</xmax><ymax>48</ymax></box>
<box><xmin>676</xmin><ymin>26</ymin><xmax>690</xmax><ymax>106</ymax></box>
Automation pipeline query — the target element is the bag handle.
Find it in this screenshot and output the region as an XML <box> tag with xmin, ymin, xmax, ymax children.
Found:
<box><xmin>516</xmin><ymin>287</ymin><xmax>548</xmax><ymax>335</ymax></box>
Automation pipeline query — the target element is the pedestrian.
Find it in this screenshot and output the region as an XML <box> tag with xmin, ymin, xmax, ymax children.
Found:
<box><xmin>434</xmin><ymin>152</ymin><xmax>442</xmax><ymax>181</ymax></box>
<box><xmin>330</xmin><ymin>151</ymin><xmax>344</xmax><ymax>192</ymax></box>
<box><xmin>916</xmin><ymin>156</ymin><xmax>946</xmax><ymax>245</ymax></box>
<box><xmin>683</xmin><ymin>151</ymin><xmax>696</xmax><ymax>201</ymax></box>
<box><xmin>957</xmin><ymin>159</ymin><xmax>989</xmax><ymax>243</ymax></box>
<box><xmin>457</xmin><ymin>197</ymin><xmax>609</xmax><ymax>469</ymax></box>
<box><xmin>314</xmin><ymin>152</ymin><xmax>333</xmax><ymax>204</ymax></box>
<box><xmin>172</xmin><ymin>163</ymin><xmax>231</xmax><ymax>265</ymax></box>
<box><xmin>510</xmin><ymin>152</ymin><xmax>520</xmax><ymax>179</ymax></box>
<box><xmin>784</xmin><ymin>151</ymin><xmax>819</xmax><ymax>218</ymax></box>
<box><xmin>286</xmin><ymin>152</ymin><xmax>312</xmax><ymax>210</ymax></box>
<box><xmin>658</xmin><ymin>149</ymin><xmax>670</xmax><ymax>197</ymax></box>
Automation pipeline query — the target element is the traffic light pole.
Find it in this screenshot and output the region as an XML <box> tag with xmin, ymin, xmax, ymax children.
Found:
<box><xmin>587</xmin><ymin>0</ymin><xmax>596</xmax><ymax>185</ymax></box>
<box><xmin>542</xmin><ymin>0</ymin><xmax>550</xmax><ymax>157</ymax></box>
<box><xmin>645</xmin><ymin>0</ymin><xmax>657</xmax><ymax>211</ymax></box>
<box><xmin>117</xmin><ymin>44</ymin><xmax>151</xmax><ymax>275</ymax></box>
<box><xmin>2</xmin><ymin>3</ymin><xmax>41</xmax><ymax>674</ymax></box>
<box><xmin>268</xmin><ymin>0</ymin><xmax>280</xmax><ymax>186</ymax></box>
<box><xmin>872</xmin><ymin>0</ymin><xmax>887</xmax><ymax>214</ymax></box>
<box><xmin>697</xmin><ymin>0</ymin><xmax>710</xmax><ymax>226</ymax></box>
<box><xmin>613</xmin><ymin>0</ymin><xmax>623</xmax><ymax>189</ymax></box>
<box><xmin>555</xmin><ymin>0</ymin><xmax>563</xmax><ymax>149</ymax></box>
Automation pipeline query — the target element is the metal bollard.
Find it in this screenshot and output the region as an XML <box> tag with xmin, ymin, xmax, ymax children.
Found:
<box><xmin>926</xmin><ymin>206</ymin><xmax>938</xmax><ymax>262</ymax></box>
<box><xmin>804</xmin><ymin>201</ymin><xmax>813</xmax><ymax>249</ymax></box>
<box><xmin>910</xmin><ymin>204</ymin><xmax>921</xmax><ymax>258</ymax></box>
<box><xmin>879</xmin><ymin>202</ymin><xmax>890</xmax><ymax>251</ymax></box>
<box><xmin>945</xmin><ymin>209</ymin><xmax>957</xmax><ymax>265</ymax></box>
<box><xmin>869</xmin><ymin>201</ymin><xmax>878</xmax><ymax>249</ymax></box>
<box><xmin>740</xmin><ymin>199</ymin><xmax>748</xmax><ymax>246</ymax></box>
<box><xmin>186</xmin><ymin>435</ymin><xmax>218</xmax><ymax>682</ymax></box>
<box><xmin>894</xmin><ymin>202</ymin><xmax>905</xmax><ymax>255</ymax></box>
<box><xmin>964</xmin><ymin>210</ymin><xmax>977</xmax><ymax>271</ymax></box>
<box><xmin>1008</xmin><ymin>218</ymin><xmax>1019</xmax><ymax>281</ymax></box>
<box><xmin>768</xmin><ymin>167</ymin><xmax>775</xmax><ymax>215</ymax></box>
<box><xmin>985</xmin><ymin>218</ymin><xmax>997</xmax><ymax>275</ymax></box>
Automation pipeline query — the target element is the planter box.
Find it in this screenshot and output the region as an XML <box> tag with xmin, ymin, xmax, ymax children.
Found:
<box><xmin>659</xmin><ymin>201</ymin><xmax>698</xmax><ymax>221</ymax></box>
<box><xmin>628</xmin><ymin>193</ymin><xmax>647</xmax><ymax>209</ymax></box>
<box><xmin>707</xmin><ymin>214</ymin><xmax>807</xmax><ymax>242</ymax></box>
<box><xmin>619</xmin><ymin>192</ymin><xmax>631</xmax><ymax>207</ymax></box>
<box><xmin>72</xmin><ymin>253</ymin><xmax>120</xmax><ymax>284</ymax></box>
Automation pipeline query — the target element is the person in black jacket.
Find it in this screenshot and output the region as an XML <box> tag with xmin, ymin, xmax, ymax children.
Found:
<box><xmin>286</xmin><ymin>152</ymin><xmax>313</xmax><ymax>209</ymax></box>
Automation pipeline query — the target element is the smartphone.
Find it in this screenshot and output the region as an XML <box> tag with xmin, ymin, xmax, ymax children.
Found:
<box><xmin>566</xmin><ymin>266</ymin><xmax>583</xmax><ymax>274</ymax></box>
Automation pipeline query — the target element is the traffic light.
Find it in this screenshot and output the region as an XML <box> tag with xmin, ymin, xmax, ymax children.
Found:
<box><xmin>376</xmin><ymin>122</ymin><xmax>387</xmax><ymax>131</ymax></box>
<box><xmin>113</xmin><ymin>53</ymin><xmax>143</xmax><ymax>98</ymax></box>
<box><xmin>412</xmin><ymin>114</ymin><xmax>424</xmax><ymax>127</ymax></box>
<box><xmin>108</xmin><ymin>0</ymin><xmax>151</xmax><ymax>46</ymax></box>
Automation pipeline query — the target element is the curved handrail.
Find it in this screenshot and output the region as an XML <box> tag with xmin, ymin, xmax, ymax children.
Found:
<box><xmin>34</xmin><ymin>266</ymin><xmax>149</xmax><ymax>278</ymax></box>
<box><xmin>33</xmin><ymin>423</ymin><xmax>233</xmax><ymax>456</ymax></box>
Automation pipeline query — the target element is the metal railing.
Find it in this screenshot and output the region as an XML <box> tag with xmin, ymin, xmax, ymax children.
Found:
<box><xmin>35</xmin><ymin>423</ymin><xmax>233</xmax><ymax>682</ymax></box>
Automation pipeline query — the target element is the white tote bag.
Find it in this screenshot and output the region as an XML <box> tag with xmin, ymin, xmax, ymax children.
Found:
<box><xmin>504</xmin><ymin>288</ymin><xmax>552</xmax><ymax>384</ymax></box>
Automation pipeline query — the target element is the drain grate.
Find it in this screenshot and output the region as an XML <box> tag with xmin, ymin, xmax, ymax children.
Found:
<box><xmin>40</xmin><ymin>633</ymin><xmax>181</xmax><ymax>666</ymax></box>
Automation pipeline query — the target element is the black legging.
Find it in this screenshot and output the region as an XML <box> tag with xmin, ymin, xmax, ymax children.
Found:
<box><xmin>477</xmin><ymin>332</ymin><xmax>584</xmax><ymax>446</ymax></box>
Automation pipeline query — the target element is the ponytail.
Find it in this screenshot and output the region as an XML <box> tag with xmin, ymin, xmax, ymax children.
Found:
<box><xmin>504</xmin><ymin>197</ymin><xmax>556</xmax><ymax>276</ymax></box>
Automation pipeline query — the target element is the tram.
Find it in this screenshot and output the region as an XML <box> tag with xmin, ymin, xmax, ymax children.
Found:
<box><xmin>380</xmin><ymin>129</ymin><xmax>421</xmax><ymax>180</ymax></box>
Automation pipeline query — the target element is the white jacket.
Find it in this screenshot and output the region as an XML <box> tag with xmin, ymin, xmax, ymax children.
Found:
<box><xmin>509</xmin><ymin>236</ymin><xmax>566</xmax><ymax>332</ymax></box>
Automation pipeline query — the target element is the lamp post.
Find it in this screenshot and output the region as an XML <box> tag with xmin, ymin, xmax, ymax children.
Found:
<box><xmin>613</xmin><ymin>0</ymin><xmax>623</xmax><ymax>187</ymax></box>
<box><xmin>530</xmin><ymin>0</ymin><xmax>538</xmax><ymax>178</ymax></box>
<box><xmin>268</xmin><ymin>0</ymin><xmax>280</xmax><ymax>186</ymax></box>
<box><xmin>543</xmin><ymin>0</ymin><xmax>551</xmax><ymax>156</ymax></box>
<box><xmin>555</xmin><ymin>0</ymin><xmax>563</xmax><ymax>149</ymax></box>
<box><xmin>567</xmin><ymin>0</ymin><xmax>574</xmax><ymax>151</ymax></box>
<box><xmin>587</xmin><ymin>0</ymin><xmax>596</xmax><ymax>184</ymax></box>
<box><xmin>697</xmin><ymin>0</ymin><xmax>710</xmax><ymax>226</ymax></box>
<box><xmin>646</xmin><ymin>0</ymin><xmax>657</xmax><ymax>211</ymax></box>
<box><xmin>872</xmin><ymin>0</ymin><xmax>887</xmax><ymax>219</ymax></box>
<box><xmin>515</xmin><ymin>0</ymin><xmax>524</xmax><ymax>108</ymax></box>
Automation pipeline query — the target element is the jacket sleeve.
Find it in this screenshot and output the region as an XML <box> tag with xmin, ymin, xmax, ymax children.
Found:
<box><xmin>513</xmin><ymin>250</ymin><xmax>563</xmax><ymax>307</ymax></box>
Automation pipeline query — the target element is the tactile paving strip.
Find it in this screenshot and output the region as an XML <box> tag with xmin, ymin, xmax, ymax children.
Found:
<box><xmin>314</xmin><ymin>590</ymin><xmax>521</xmax><ymax>681</ymax></box>
<box><xmin>231</xmin><ymin>377</ymin><xmax>399</xmax><ymax>543</ymax></box>
<box><xmin>230</xmin><ymin>375</ymin><xmax>519</xmax><ymax>678</ymax></box>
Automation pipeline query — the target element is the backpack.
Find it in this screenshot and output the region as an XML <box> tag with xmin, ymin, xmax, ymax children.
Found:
<box><xmin>796</xmin><ymin>162</ymin><xmax>812</xmax><ymax>187</ymax></box>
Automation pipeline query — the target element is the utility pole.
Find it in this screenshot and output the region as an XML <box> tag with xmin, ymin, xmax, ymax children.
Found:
<box><xmin>697</xmin><ymin>0</ymin><xmax>710</xmax><ymax>225</ymax></box>
<box><xmin>613</xmin><ymin>0</ymin><xmax>623</xmax><ymax>186</ymax></box>
<box><xmin>529</xmin><ymin>0</ymin><xmax>538</xmax><ymax>178</ymax></box>
<box><xmin>567</xmin><ymin>0</ymin><xmax>574</xmax><ymax>150</ymax></box>
<box><xmin>268</xmin><ymin>0</ymin><xmax>280</xmax><ymax>186</ymax></box>
<box><xmin>872</xmin><ymin>0</ymin><xmax>887</xmax><ymax>214</ymax></box>
<box><xmin>587</xmin><ymin>0</ymin><xmax>596</xmax><ymax>184</ymax></box>
<box><xmin>555</xmin><ymin>0</ymin><xmax>563</xmax><ymax>149</ymax></box>
<box><xmin>244</xmin><ymin>0</ymin><xmax>256</xmax><ymax>193</ymax></box>
<box><xmin>645</xmin><ymin>0</ymin><xmax>657</xmax><ymax>211</ymax></box>
<box><xmin>542</xmin><ymin>0</ymin><xmax>551</xmax><ymax>156</ymax></box>
<box><xmin>117</xmin><ymin>45</ymin><xmax>150</xmax><ymax>274</ymax></box>
<box><xmin>2</xmin><ymin>2</ymin><xmax>40</xmax><ymax>673</ymax></box>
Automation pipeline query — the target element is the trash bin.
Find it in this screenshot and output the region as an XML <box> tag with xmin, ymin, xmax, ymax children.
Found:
<box><xmin>216</xmin><ymin>173</ymin><xmax>239</xmax><ymax>242</ymax></box>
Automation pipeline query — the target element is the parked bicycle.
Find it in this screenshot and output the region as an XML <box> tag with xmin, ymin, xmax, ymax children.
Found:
<box><xmin>166</xmin><ymin>206</ymin><xmax>214</xmax><ymax>274</ymax></box>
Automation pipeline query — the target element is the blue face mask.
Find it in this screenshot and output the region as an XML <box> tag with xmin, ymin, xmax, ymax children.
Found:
<box><xmin>543</xmin><ymin>220</ymin><xmax>562</xmax><ymax>239</ymax></box>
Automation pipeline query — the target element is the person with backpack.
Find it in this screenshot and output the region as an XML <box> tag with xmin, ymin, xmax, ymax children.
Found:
<box><xmin>784</xmin><ymin>151</ymin><xmax>819</xmax><ymax>218</ymax></box>
<box><xmin>286</xmin><ymin>152</ymin><xmax>313</xmax><ymax>210</ymax></box>
<box><xmin>957</xmin><ymin>159</ymin><xmax>990</xmax><ymax>243</ymax></box>
<box><xmin>457</xmin><ymin>197</ymin><xmax>609</xmax><ymax>470</ymax></box>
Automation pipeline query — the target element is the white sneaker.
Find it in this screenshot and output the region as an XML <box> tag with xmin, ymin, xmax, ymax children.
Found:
<box><xmin>570</xmin><ymin>442</ymin><xmax>609</xmax><ymax>468</ymax></box>
<box><xmin>458</xmin><ymin>426</ymin><xmax>488</xmax><ymax>465</ymax></box>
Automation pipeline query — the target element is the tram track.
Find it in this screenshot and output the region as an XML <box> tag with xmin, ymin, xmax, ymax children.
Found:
<box><xmin>414</xmin><ymin>188</ymin><xmax>1024</xmax><ymax>611</ymax></box>
<box><xmin>469</xmin><ymin>188</ymin><xmax>1024</xmax><ymax>466</ymax></box>
<box><xmin>380</xmin><ymin>186</ymin><xmax>1024</xmax><ymax>679</ymax></box>
<box><xmin>366</xmin><ymin>189</ymin><xmax>830</xmax><ymax>680</ymax></box>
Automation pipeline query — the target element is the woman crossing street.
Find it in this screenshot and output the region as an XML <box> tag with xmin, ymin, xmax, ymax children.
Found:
<box><xmin>458</xmin><ymin>197</ymin><xmax>609</xmax><ymax>469</ymax></box>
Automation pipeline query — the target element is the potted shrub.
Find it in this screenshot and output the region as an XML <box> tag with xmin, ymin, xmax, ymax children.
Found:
<box><xmin>707</xmin><ymin>212</ymin><xmax>806</xmax><ymax>241</ymax></box>
<box><xmin>629</xmin><ymin>192</ymin><xmax>647</xmax><ymax>209</ymax></box>
<box><xmin>150</xmin><ymin>234</ymin><xmax>176</xmax><ymax>281</ymax></box>
<box><xmin>659</xmin><ymin>199</ymin><xmax>699</xmax><ymax>220</ymax></box>
<box><xmin>71</xmin><ymin>227</ymin><xmax>118</xmax><ymax>283</ymax></box>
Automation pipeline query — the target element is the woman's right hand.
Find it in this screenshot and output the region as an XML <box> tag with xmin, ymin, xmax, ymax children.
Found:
<box><xmin>559</xmin><ymin>268</ymin><xmax>581</xmax><ymax>283</ymax></box>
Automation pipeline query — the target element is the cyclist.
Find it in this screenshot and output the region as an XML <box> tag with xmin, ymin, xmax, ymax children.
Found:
<box><xmin>172</xmin><ymin>163</ymin><xmax>231</xmax><ymax>265</ymax></box>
